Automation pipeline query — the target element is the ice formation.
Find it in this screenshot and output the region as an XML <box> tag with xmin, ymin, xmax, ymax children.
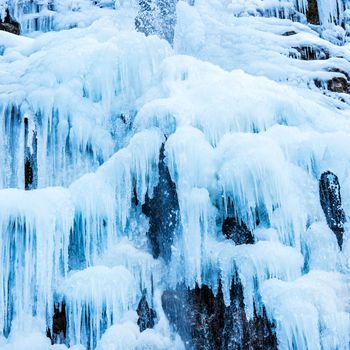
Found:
<box><xmin>0</xmin><ymin>0</ymin><xmax>350</xmax><ymax>349</ymax></box>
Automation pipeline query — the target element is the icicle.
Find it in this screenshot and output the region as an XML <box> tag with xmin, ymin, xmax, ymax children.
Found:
<box><xmin>262</xmin><ymin>271</ymin><xmax>350</xmax><ymax>350</ymax></box>
<box><xmin>0</xmin><ymin>187</ymin><xmax>74</xmax><ymax>335</ymax></box>
<box><xmin>175</xmin><ymin>188</ymin><xmax>213</xmax><ymax>286</ymax></box>
<box><xmin>217</xmin><ymin>133</ymin><xmax>306</xmax><ymax>247</ymax></box>
<box><xmin>61</xmin><ymin>266</ymin><xmax>135</xmax><ymax>348</ymax></box>
<box><xmin>208</xmin><ymin>239</ymin><xmax>303</xmax><ymax>317</ymax></box>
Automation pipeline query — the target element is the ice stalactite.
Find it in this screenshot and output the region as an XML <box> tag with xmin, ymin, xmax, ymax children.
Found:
<box><xmin>61</xmin><ymin>266</ymin><xmax>135</xmax><ymax>349</ymax></box>
<box><xmin>0</xmin><ymin>188</ymin><xmax>73</xmax><ymax>337</ymax></box>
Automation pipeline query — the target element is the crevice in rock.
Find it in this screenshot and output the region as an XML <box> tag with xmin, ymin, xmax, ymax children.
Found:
<box><xmin>24</xmin><ymin>117</ymin><xmax>38</xmax><ymax>190</ymax></box>
<box><xmin>222</xmin><ymin>217</ymin><xmax>255</xmax><ymax>245</ymax></box>
<box><xmin>142</xmin><ymin>143</ymin><xmax>180</xmax><ymax>263</ymax></box>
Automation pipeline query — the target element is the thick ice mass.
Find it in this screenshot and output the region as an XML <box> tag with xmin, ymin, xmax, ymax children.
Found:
<box><xmin>0</xmin><ymin>0</ymin><xmax>350</xmax><ymax>349</ymax></box>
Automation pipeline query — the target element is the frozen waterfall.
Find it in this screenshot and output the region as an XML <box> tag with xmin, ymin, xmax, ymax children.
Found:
<box><xmin>0</xmin><ymin>0</ymin><xmax>349</xmax><ymax>349</ymax></box>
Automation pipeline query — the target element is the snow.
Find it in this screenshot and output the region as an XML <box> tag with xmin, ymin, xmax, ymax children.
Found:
<box><xmin>97</xmin><ymin>321</ymin><xmax>184</xmax><ymax>350</ymax></box>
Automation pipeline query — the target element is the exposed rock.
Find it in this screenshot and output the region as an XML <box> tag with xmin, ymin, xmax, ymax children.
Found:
<box><xmin>24</xmin><ymin>117</ymin><xmax>38</xmax><ymax>190</ymax></box>
<box><xmin>47</xmin><ymin>303</ymin><xmax>67</xmax><ymax>345</ymax></box>
<box><xmin>0</xmin><ymin>10</ymin><xmax>20</xmax><ymax>35</ymax></box>
<box><xmin>327</xmin><ymin>77</ymin><xmax>348</xmax><ymax>93</ymax></box>
<box><xmin>137</xmin><ymin>294</ymin><xmax>157</xmax><ymax>332</ymax></box>
<box><xmin>290</xmin><ymin>46</ymin><xmax>329</xmax><ymax>60</ymax></box>
<box><xmin>162</xmin><ymin>276</ymin><xmax>277</xmax><ymax>350</ymax></box>
<box><xmin>142</xmin><ymin>144</ymin><xmax>180</xmax><ymax>263</ymax></box>
<box><xmin>319</xmin><ymin>171</ymin><xmax>346</xmax><ymax>249</ymax></box>
<box><xmin>306</xmin><ymin>0</ymin><xmax>320</xmax><ymax>25</ymax></box>
<box><xmin>222</xmin><ymin>217</ymin><xmax>254</xmax><ymax>245</ymax></box>
<box><xmin>282</xmin><ymin>30</ymin><xmax>297</xmax><ymax>36</ymax></box>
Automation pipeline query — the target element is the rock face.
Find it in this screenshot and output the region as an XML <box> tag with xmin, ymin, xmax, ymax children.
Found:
<box><xmin>0</xmin><ymin>10</ymin><xmax>20</xmax><ymax>35</ymax></box>
<box><xmin>142</xmin><ymin>144</ymin><xmax>180</xmax><ymax>263</ymax></box>
<box><xmin>162</xmin><ymin>276</ymin><xmax>277</xmax><ymax>350</ymax></box>
<box><xmin>222</xmin><ymin>217</ymin><xmax>254</xmax><ymax>245</ymax></box>
<box><xmin>136</xmin><ymin>294</ymin><xmax>157</xmax><ymax>332</ymax></box>
<box><xmin>319</xmin><ymin>171</ymin><xmax>346</xmax><ymax>249</ymax></box>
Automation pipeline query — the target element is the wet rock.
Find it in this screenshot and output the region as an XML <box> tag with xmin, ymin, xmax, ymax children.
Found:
<box><xmin>47</xmin><ymin>303</ymin><xmax>67</xmax><ymax>345</ymax></box>
<box><xmin>137</xmin><ymin>294</ymin><xmax>157</xmax><ymax>332</ymax></box>
<box><xmin>142</xmin><ymin>144</ymin><xmax>180</xmax><ymax>263</ymax></box>
<box><xmin>222</xmin><ymin>217</ymin><xmax>254</xmax><ymax>245</ymax></box>
<box><xmin>319</xmin><ymin>171</ymin><xmax>346</xmax><ymax>249</ymax></box>
<box><xmin>162</xmin><ymin>275</ymin><xmax>277</xmax><ymax>350</ymax></box>
<box><xmin>306</xmin><ymin>0</ymin><xmax>320</xmax><ymax>25</ymax></box>
<box><xmin>0</xmin><ymin>10</ymin><xmax>20</xmax><ymax>35</ymax></box>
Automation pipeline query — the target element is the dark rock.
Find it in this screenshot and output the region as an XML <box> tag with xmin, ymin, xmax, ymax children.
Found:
<box><xmin>222</xmin><ymin>217</ymin><xmax>254</xmax><ymax>245</ymax></box>
<box><xmin>319</xmin><ymin>171</ymin><xmax>346</xmax><ymax>249</ymax></box>
<box><xmin>47</xmin><ymin>303</ymin><xmax>67</xmax><ymax>345</ymax></box>
<box><xmin>0</xmin><ymin>10</ymin><xmax>20</xmax><ymax>35</ymax></box>
<box><xmin>24</xmin><ymin>117</ymin><xmax>38</xmax><ymax>190</ymax></box>
<box><xmin>306</xmin><ymin>0</ymin><xmax>320</xmax><ymax>25</ymax></box>
<box><xmin>137</xmin><ymin>294</ymin><xmax>157</xmax><ymax>332</ymax></box>
<box><xmin>290</xmin><ymin>46</ymin><xmax>329</xmax><ymax>60</ymax></box>
<box><xmin>282</xmin><ymin>30</ymin><xmax>297</xmax><ymax>36</ymax></box>
<box><xmin>327</xmin><ymin>77</ymin><xmax>348</xmax><ymax>93</ymax></box>
<box><xmin>162</xmin><ymin>275</ymin><xmax>277</xmax><ymax>350</ymax></box>
<box><xmin>142</xmin><ymin>144</ymin><xmax>180</xmax><ymax>263</ymax></box>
